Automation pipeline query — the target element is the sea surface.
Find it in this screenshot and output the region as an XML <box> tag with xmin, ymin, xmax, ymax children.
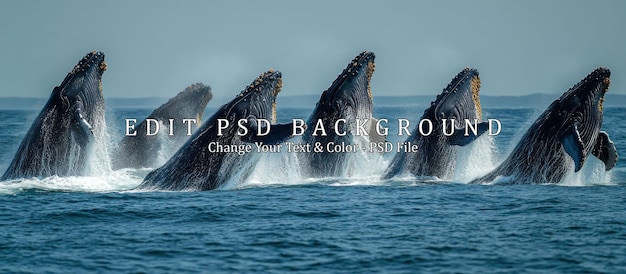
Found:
<box><xmin>1</xmin><ymin>105</ymin><xmax>625</xmax><ymax>273</ymax></box>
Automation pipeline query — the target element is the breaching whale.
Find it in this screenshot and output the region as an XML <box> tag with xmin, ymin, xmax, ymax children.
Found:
<box><xmin>138</xmin><ymin>70</ymin><xmax>295</xmax><ymax>191</ymax></box>
<box><xmin>112</xmin><ymin>83</ymin><xmax>212</xmax><ymax>169</ymax></box>
<box><xmin>299</xmin><ymin>51</ymin><xmax>384</xmax><ymax>177</ymax></box>
<box><xmin>471</xmin><ymin>67</ymin><xmax>617</xmax><ymax>184</ymax></box>
<box><xmin>382</xmin><ymin>68</ymin><xmax>488</xmax><ymax>180</ymax></box>
<box><xmin>2</xmin><ymin>51</ymin><xmax>107</xmax><ymax>180</ymax></box>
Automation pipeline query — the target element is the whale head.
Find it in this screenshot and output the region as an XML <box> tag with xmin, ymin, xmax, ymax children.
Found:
<box><xmin>225</xmin><ymin>69</ymin><xmax>283</xmax><ymax>123</ymax></box>
<box><xmin>427</xmin><ymin>67</ymin><xmax>482</xmax><ymax>127</ymax></box>
<box><xmin>155</xmin><ymin>83</ymin><xmax>213</xmax><ymax>125</ymax></box>
<box><xmin>0</xmin><ymin>51</ymin><xmax>108</xmax><ymax>180</ymax></box>
<box><xmin>55</xmin><ymin>51</ymin><xmax>107</xmax><ymax>124</ymax></box>
<box><xmin>314</xmin><ymin>51</ymin><xmax>376</xmax><ymax>120</ymax></box>
<box><xmin>550</xmin><ymin>67</ymin><xmax>611</xmax><ymax>170</ymax></box>
<box><xmin>553</xmin><ymin>67</ymin><xmax>610</xmax><ymax>133</ymax></box>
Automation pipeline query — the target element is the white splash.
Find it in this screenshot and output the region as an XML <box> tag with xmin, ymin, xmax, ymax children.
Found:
<box><xmin>560</xmin><ymin>157</ymin><xmax>615</xmax><ymax>186</ymax></box>
<box><xmin>453</xmin><ymin>135</ymin><xmax>497</xmax><ymax>182</ymax></box>
<box><xmin>0</xmin><ymin>169</ymin><xmax>144</xmax><ymax>195</ymax></box>
<box><xmin>85</xmin><ymin>106</ymin><xmax>112</xmax><ymax>176</ymax></box>
<box><xmin>240</xmin><ymin>136</ymin><xmax>389</xmax><ymax>189</ymax></box>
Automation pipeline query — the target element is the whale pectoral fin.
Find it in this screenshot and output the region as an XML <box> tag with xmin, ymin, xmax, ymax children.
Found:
<box><xmin>369</xmin><ymin>118</ymin><xmax>387</xmax><ymax>144</ymax></box>
<box><xmin>448</xmin><ymin>122</ymin><xmax>489</xmax><ymax>146</ymax></box>
<box><xmin>243</xmin><ymin>116</ymin><xmax>297</xmax><ymax>145</ymax></box>
<box><xmin>561</xmin><ymin>124</ymin><xmax>585</xmax><ymax>172</ymax></box>
<box><xmin>258</xmin><ymin>122</ymin><xmax>297</xmax><ymax>145</ymax></box>
<box><xmin>592</xmin><ymin>131</ymin><xmax>618</xmax><ymax>171</ymax></box>
<box><xmin>75</xmin><ymin>108</ymin><xmax>94</xmax><ymax>146</ymax></box>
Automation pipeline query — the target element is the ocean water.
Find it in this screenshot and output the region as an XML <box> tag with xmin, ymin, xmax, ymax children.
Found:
<box><xmin>0</xmin><ymin>106</ymin><xmax>625</xmax><ymax>273</ymax></box>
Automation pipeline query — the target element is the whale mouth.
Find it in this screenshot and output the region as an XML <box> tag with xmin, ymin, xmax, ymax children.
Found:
<box><xmin>598</xmin><ymin>76</ymin><xmax>610</xmax><ymax>112</ymax></box>
<box><xmin>239</xmin><ymin>69</ymin><xmax>282</xmax><ymax>96</ymax></box>
<box><xmin>228</xmin><ymin>70</ymin><xmax>283</xmax><ymax>123</ymax></box>
<box><xmin>99</xmin><ymin>59</ymin><xmax>107</xmax><ymax>72</ymax></box>
<box><xmin>156</xmin><ymin>83</ymin><xmax>213</xmax><ymax>125</ymax></box>
<box><xmin>470</xmin><ymin>75</ymin><xmax>482</xmax><ymax>119</ymax></box>
<box><xmin>69</xmin><ymin>51</ymin><xmax>106</xmax><ymax>77</ymax></box>
<box><xmin>55</xmin><ymin>51</ymin><xmax>107</xmax><ymax>125</ymax></box>
<box><xmin>271</xmin><ymin>76</ymin><xmax>283</xmax><ymax>123</ymax></box>
<box><xmin>432</xmin><ymin>68</ymin><xmax>482</xmax><ymax>123</ymax></box>
<box><xmin>57</xmin><ymin>52</ymin><xmax>106</xmax><ymax>98</ymax></box>
<box><xmin>319</xmin><ymin>51</ymin><xmax>376</xmax><ymax>110</ymax></box>
<box><xmin>366</xmin><ymin>60</ymin><xmax>376</xmax><ymax>101</ymax></box>
<box><xmin>185</xmin><ymin>83</ymin><xmax>213</xmax><ymax>119</ymax></box>
<box><xmin>560</xmin><ymin>67</ymin><xmax>610</xmax><ymax>114</ymax></box>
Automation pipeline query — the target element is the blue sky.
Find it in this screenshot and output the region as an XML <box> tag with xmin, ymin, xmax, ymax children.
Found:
<box><xmin>1</xmin><ymin>0</ymin><xmax>625</xmax><ymax>100</ymax></box>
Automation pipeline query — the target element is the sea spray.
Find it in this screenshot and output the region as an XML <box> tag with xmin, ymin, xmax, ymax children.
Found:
<box><xmin>242</xmin><ymin>136</ymin><xmax>309</xmax><ymax>188</ymax></box>
<box><xmin>561</xmin><ymin>157</ymin><xmax>615</xmax><ymax>186</ymax></box>
<box><xmin>243</xmin><ymin>151</ymin><xmax>305</xmax><ymax>188</ymax></box>
<box><xmin>85</xmin><ymin>105</ymin><xmax>112</xmax><ymax>176</ymax></box>
<box><xmin>453</xmin><ymin>135</ymin><xmax>497</xmax><ymax>182</ymax></box>
<box><xmin>154</xmin><ymin>120</ymin><xmax>180</xmax><ymax>168</ymax></box>
<box><xmin>0</xmin><ymin>169</ymin><xmax>144</xmax><ymax>194</ymax></box>
<box><xmin>241</xmin><ymin>135</ymin><xmax>388</xmax><ymax>188</ymax></box>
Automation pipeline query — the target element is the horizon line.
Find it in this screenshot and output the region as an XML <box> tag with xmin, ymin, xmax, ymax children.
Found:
<box><xmin>2</xmin><ymin>93</ymin><xmax>626</xmax><ymax>100</ymax></box>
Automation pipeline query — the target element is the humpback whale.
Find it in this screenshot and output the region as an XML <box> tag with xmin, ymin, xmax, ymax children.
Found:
<box><xmin>471</xmin><ymin>68</ymin><xmax>617</xmax><ymax>184</ymax></box>
<box><xmin>2</xmin><ymin>51</ymin><xmax>108</xmax><ymax>180</ymax></box>
<box><xmin>299</xmin><ymin>51</ymin><xmax>383</xmax><ymax>177</ymax></box>
<box><xmin>382</xmin><ymin>68</ymin><xmax>488</xmax><ymax>180</ymax></box>
<box><xmin>138</xmin><ymin>70</ymin><xmax>295</xmax><ymax>191</ymax></box>
<box><xmin>112</xmin><ymin>83</ymin><xmax>212</xmax><ymax>169</ymax></box>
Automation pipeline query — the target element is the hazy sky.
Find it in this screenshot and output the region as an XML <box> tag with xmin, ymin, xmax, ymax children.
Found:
<box><xmin>1</xmin><ymin>0</ymin><xmax>625</xmax><ymax>101</ymax></box>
